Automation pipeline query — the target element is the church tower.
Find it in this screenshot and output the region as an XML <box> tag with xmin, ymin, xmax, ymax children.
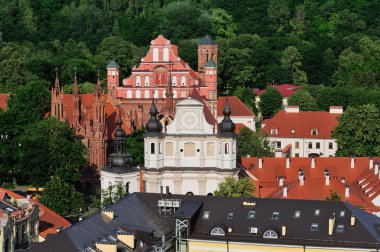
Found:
<box><xmin>198</xmin><ymin>35</ymin><xmax>218</xmax><ymax>82</ymax></box>
<box><xmin>51</xmin><ymin>70</ymin><xmax>66</xmax><ymax>122</ymax></box>
<box><xmin>107</xmin><ymin>60</ymin><xmax>120</xmax><ymax>99</ymax></box>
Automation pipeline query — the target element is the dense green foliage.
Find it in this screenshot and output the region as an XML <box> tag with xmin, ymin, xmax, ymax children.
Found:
<box><xmin>333</xmin><ymin>104</ymin><xmax>380</xmax><ymax>157</ymax></box>
<box><xmin>0</xmin><ymin>0</ymin><xmax>379</xmax><ymax>93</ymax></box>
<box><xmin>40</xmin><ymin>177</ymin><xmax>85</xmax><ymax>216</ymax></box>
<box><xmin>259</xmin><ymin>87</ymin><xmax>283</xmax><ymax>118</ymax></box>
<box><xmin>101</xmin><ymin>183</ymin><xmax>129</xmax><ymax>207</ymax></box>
<box><xmin>287</xmin><ymin>89</ymin><xmax>318</xmax><ymax>111</ymax></box>
<box><xmin>237</xmin><ymin>126</ymin><xmax>273</xmax><ymax>157</ymax></box>
<box><xmin>214</xmin><ymin>176</ymin><xmax>255</xmax><ymax>197</ymax></box>
<box><xmin>326</xmin><ymin>189</ymin><xmax>342</xmax><ymax>202</ymax></box>
<box><xmin>125</xmin><ymin>127</ymin><xmax>145</xmax><ymax>166</ymax></box>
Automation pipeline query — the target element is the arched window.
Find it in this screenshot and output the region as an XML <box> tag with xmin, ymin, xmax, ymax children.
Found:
<box><xmin>153</xmin><ymin>48</ymin><xmax>159</xmax><ymax>62</ymax></box>
<box><xmin>173</xmin><ymin>90</ymin><xmax>177</xmax><ymax>98</ymax></box>
<box><xmin>225</xmin><ymin>143</ymin><xmax>229</xmax><ymax>154</ymax></box>
<box><xmin>172</xmin><ymin>76</ymin><xmax>177</xmax><ymax>86</ymax></box>
<box><xmin>136</xmin><ymin>76</ymin><xmax>141</xmax><ymax>86</ymax></box>
<box><xmin>136</xmin><ymin>90</ymin><xmax>141</xmax><ymax>98</ymax></box>
<box><xmin>186</xmin><ymin>192</ymin><xmax>194</xmax><ymax>195</ymax></box>
<box><xmin>181</xmin><ymin>76</ymin><xmax>186</xmax><ymax>86</ymax></box>
<box><xmin>144</xmin><ymin>90</ymin><xmax>150</xmax><ymax>98</ymax></box>
<box><xmin>163</xmin><ymin>47</ymin><xmax>169</xmax><ymax>61</ymax></box>
<box><xmin>210</xmin><ymin>227</ymin><xmax>225</xmax><ymax>236</ymax></box>
<box><xmin>154</xmin><ymin>90</ymin><xmax>159</xmax><ymax>99</ymax></box>
<box><xmin>127</xmin><ymin>90</ymin><xmax>132</xmax><ymax>98</ymax></box>
<box><xmin>144</xmin><ymin>76</ymin><xmax>150</xmax><ymax>86</ymax></box>
<box><xmin>207</xmin><ymin>193</ymin><xmax>213</xmax><ymax>196</ymax></box>
<box><xmin>151</xmin><ymin>143</ymin><xmax>155</xmax><ymax>154</ymax></box>
<box><xmin>184</xmin><ymin>142</ymin><xmax>195</xmax><ymax>157</ymax></box>
<box><xmin>181</xmin><ymin>90</ymin><xmax>186</xmax><ymax>98</ymax></box>
<box><xmin>125</xmin><ymin>182</ymin><xmax>130</xmax><ymax>194</ymax></box>
<box><xmin>263</xmin><ymin>230</ymin><xmax>278</xmax><ymax>239</ymax></box>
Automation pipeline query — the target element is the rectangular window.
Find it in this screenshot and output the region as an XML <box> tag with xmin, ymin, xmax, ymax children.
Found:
<box><xmin>291</xmin><ymin>129</ymin><xmax>295</xmax><ymax>134</ymax></box>
<box><xmin>295</xmin><ymin>153</ymin><xmax>299</xmax><ymax>157</ymax></box>
<box><xmin>336</xmin><ymin>224</ymin><xmax>344</xmax><ymax>233</ymax></box>
<box><xmin>295</xmin><ymin>142</ymin><xmax>299</xmax><ymax>149</ymax></box>
<box><xmin>202</xmin><ymin>211</ymin><xmax>210</xmax><ymax>219</ymax></box>
<box><xmin>308</xmin><ymin>142</ymin><xmax>313</xmax><ymax>149</ymax></box>
<box><xmin>329</xmin><ymin>142</ymin><xmax>333</xmax><ymax>149</ymax></box>
<box><xmin>271</xmin><ymin>129</ymin><xmax>278</xmax><ymax>135</ymax></box>
<box><xmin>272</xmin><ymin>212</ymin><xmax>279</xmax><ymax>220</ymax></box>
<box><xmin>339</xmin><ymin>210</ymin><xmax>345</xmax><ymax>217</ymax></box>
<box><xmin>314</xmin><ymin>209</ymin><xmax>320</xmax><ymax>216</ymax></box>
<box><xmin>316</xmin><ymin>142</ymin><xmax>320</xmax><ymax>149</ymax></box>
<box><xmin>310</xmin><ymin>223</ymin><xmax>319</xmax><ymax>232</ymax></box>
<box><xmin>276</xmin><ymin>141</ymin><xmax>281</xmax><ymax>148</ymax></box>
<box><xmin>150</xmin><ymin>143</ymin><xmax>155</xmax><ymax>154</ymax></box>
<box><xmin>294</xmin><ymin>210</ymin><xmax>301</xmax><ymax>218</ymax></box>
<box><xmin>311</xmin><ymin>129</ymin><xmax>318</xmax><ymax>135</ymax></box>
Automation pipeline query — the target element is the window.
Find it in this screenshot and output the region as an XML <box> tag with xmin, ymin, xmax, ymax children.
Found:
<box><xmin>165</xmin><ymin>142</ymin><xmax>173</xmax><ymax>156</ymax></box>
<box><xmin>339</xmin><ymin>210</ymin><xmax>345</xmax><ymax>217</ymax></box>
<box><xmin>172</xmin><ymin>76</ymin><xmax>177</xmax><ymax>86</ymax></box>
<box><xmin>276</xmin><ymin>141</ymin><xmax>281</xmax><ymax>148</ymax></box>
<box><xmin>202</xmin><ymin>211</ymin><xmax>210</xmax><ymax>219</ymax></box>
<box><xmin>207</xmin><ymin>142</ymin><xmax>215</xmax><ymax>156</ymax></box>
<box><xmin>136</xmin><ymin>76</ymin><xmax>141</xmax><ymax>86</ymax></box>
<box><xmin>263</xmin><ymin>230</ymin><xmax>278</xmax><ymax>239</ymax></box>
<box><xmin>181</xmin><ymin>90</ymin><xmax>186</xmax><ymax>98</ymax></box>
<box><xmin>316</xmin><ymin>142</ymin><xmax>320</xmax><ymax>149</ymax></box>
<box><xmin>136</xmin><ymin>90</ymin><xmax>141</xmax><ymax>98</ymax></box>
<box><xmin>127</xmin><ymin>90</ymin><xmax>132</xmax><ymax>99</ymax></box>
<box><xmin>181</xmin><ymin>76</ymin><xmax>186</xmax><ymax>86</ymax></box>
<box><xmin>311</xmin><ymin>129</ymin><xmax>318</xmax><ymax>135</ymax></box>
<box><xmin>225</xmin><ymin>143</ymin><xmax>229</xmax><ymax>154</ymax></box>
<box><xmin>173</xmin><ymin>90</ymin><xmax>177</xmax><ymax>98</ymax></box>
<box><xmin>314</xmin><ymin>209</ymin><xmax>320</xmax><ymax>216</ymax></box>
<box><xmin>272</xmin><ymin>212</ymin><xmax>279</xmax><ymax>220</ymax></box>
<box><xmin>247</xmin><ymin>211</ymin><xmax>256</xmax><ymax>219</ymax></box>
<box><xmin>144</xmin><ymin>76</ymin><xmax>150</xmax><ymax>86</ymax></box>
<box><xmin>295</xmin><ymin>142</ymin><xmax>299</xmax><ymax>149</ymax></box>
<box><xmin>249</xmin><ymin>227</ymin><xmax>258</xmax><ymax>234</ymax></box>
<box><xmin>163</xmin><ymin>47</ymin><xmax>169</xmax><ymax>61</ymax></box>
<box><xmin>144</xmin><ymin>90</ymin><xmax>150</xmax><ymax>99</ymax></box>
<box><xmin>329</xmin><ymin>142</ymin><xmax>333</xmax><ymax>149</ymax></box>
<box><xmin>336</xmin><ymin>224</ymin><xmax>344</xmax><ymax>233</ymax></box>
<box><xmin>153</xmin><ymin>48</ymin><xmax>159</xmax><ymax>61</ymax></box>
<box><xmin>227</xmin><ymin>212</ymin><xmax>234</xmax><ymax>219</ymax></box>
<box><xmin>271</xmin><ymin>129</ymin><xmax>278</xmax><ymax>135</ymax></box>
<box><xmin>294</xmin><ymin>210</ymin><xmax>301</xmax><ymax>218</ymax></box>
<box><xmin>310</xmin><ymin>223</ymin><xmax>319</xmax><ymax>232</ymax></box>
<box><xmin>150</xmin><ymin>143</ymin><xmax>155</xmax><ymax>154</ymax></box>
<box><xmin>210</xmin><ymin>227</ymin><xmax>225</xmax><ymax>236</ymax></box>
<box><xmin>308</xmin><ymin>142</ymin><xmax>312</xmax><ymax>149</ymax></box>
<box><xmin>163</xmin><ymin>90</ymin><xmax>166</xmax><ymax>98</ymax></box>
<box><xmin>184</xmin><ymin>142</ymin><xmax>195</xmax><ymax>157</ymax></box>
<box><xmin>291</xmin><ymin>129</ymin><xmax>295</xmax><ymax>134</ymax></box>
<box><xmin>295</xmin><ymin>153</ymin><xmax>300</xmax><ymax>157</ymax></box>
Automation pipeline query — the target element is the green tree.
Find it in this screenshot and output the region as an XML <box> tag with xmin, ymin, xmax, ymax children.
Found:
<box><xmin>287</xmin><ymin>89</ymin><xmax>319</xmax><ymax>111</ymax></box>
<box><xmin>214</xmin><ymin>176</ymin><xmax>255</xmax><ymax>197</ymax></box>
<box><xmin>280</xmin><ymin>46</ymin><xmax>308</xmax><ymax>85</ymax></box>
<box><xmin>101</xmin><ymin>183</ymin><xmax>128</xmax><ymax>207</ymax></box>
<box><xmin>237</xmin><ymin>126</ymin><xmax>273</xmax><ymax>157</ymax></box>
<box><xmin>209</xmin><ymin>8</ymin><xmax>237</xmax><ymax>39</ymax></box>
<box><xmin>259</xmin><ymin>87</ymin><xmax>283</xmax><ymax>118</ymax></box>
<box><xmin>267</xmin><ymin>0</ymin><xmax>289</xmax><ymax>32</ymax></box>
<box><xmin>333</xmin><ymin>104</ymin><xmax>380</xmax><ymax>157</ymax></box>
<box><xmin>232</xmin><ymin>86</ymin><xmax>255</xmax><ymax>111</ymax></box>
<box><xmin>63</xmin><ymin>82</ymin><xmax>98</xmax><ymax>94</ymax></box>
<box><xmin>40</xmin><ymin>177</ymin><xmax>84</xmax><ymax>216</ymax></box>
<box><xmin>326</xmin><ymin>189</ymin><xmax>342</xmax><ymax>202</ymax></box>
<box><xmin>18</xmin><ymin>117</ymin><xmax>88</xmax><ymax>185</ymax></box>
<box><xmin>126</xmin><ymin>127</ymin><xmax>145</xmax><ymax>165</ymax></box>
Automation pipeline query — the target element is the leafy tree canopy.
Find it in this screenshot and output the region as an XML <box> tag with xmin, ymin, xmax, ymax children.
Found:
<box><xmin>214</xmin><ymin>176</ymin><xmax>255</xmax><ymax>197</ymax></box>
<box><xmin>125</xmin><ymin>127</ymin><xmax>145</xmax><ymax>166</ymax></box>
<box><xmin>237</xmin><ymin>126</ymin><xmax>273</xmax><ymax>157</ymax></box>
<box><xmin>259</xmin><ymin>87</ymin><xmax>283</xmax><ymax>118</ymax></box>
<box><xmin>287</xmin><ymin>89</ymin><xmax>319</xmax><ymax>111</ymax></box>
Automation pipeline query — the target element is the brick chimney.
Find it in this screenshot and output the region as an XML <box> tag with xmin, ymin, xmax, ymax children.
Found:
<box><xmin>370</xmin><ymin>158</ymin><xmax>374</xmax><ymax>169</ymax></box>
<box><xmin>283</xmin><ymin>186</ymin><xmax>288</xmax><ymax>197</ymax></box>
<box><xmin>298</xmin><ymin>169</ymin><xmax>304</xmax><ymax>186</ymax></box>
<box><xmin>375</xmin><ymin>161</ymin><xmax>379</xmax><ymax>175</ymax></box>
<box><xmin>329</xmin><ymin>106</ymin><xmax>343</xmax><ymax>114</ymax></box>
<box><xmin>259</xmin><ymin>158</ymin><xmax>263</xmax><ymax>169</ymax></box>
<box><xmin>311</xmin><ymin>157</ymin><xmax>316</xmax><ymax>169</ymax></box>
<box><xmin>286</xmin><ymin>158</ymin><xmax>291</xmax><ymax>169</ymax></box>
<box><xmin>351</xmin><ymin>157</ymin><xmax>355</xmax><ymax>169</ymax></box>
<box><xmin>345</xmin><ymin>185</ymin><xmax>350</xmax><ymax>198</ymax></box>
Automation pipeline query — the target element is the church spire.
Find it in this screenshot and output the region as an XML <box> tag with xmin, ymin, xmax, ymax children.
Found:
<box><xmin>54</xmin><ymin>68</ymin><xmax>60</xmax><ymax>91</ymax></box>
<box><xmin>96</xmin><ymin>70</ymin><xmax>102</xmax><ymax>96</ymax></box>
<box><xmin>146</xmin><ymin>99</ymin><xmax>163</xmax><ymax>133</ymax></box>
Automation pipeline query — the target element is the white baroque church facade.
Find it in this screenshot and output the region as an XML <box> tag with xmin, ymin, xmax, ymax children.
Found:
<box><xmin>100</xmin><ymin>96</ymin><xmax>239</xmax><ymax>197</ymax></box>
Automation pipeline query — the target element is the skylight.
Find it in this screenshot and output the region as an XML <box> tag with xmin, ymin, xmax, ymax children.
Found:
<box><xmin>339</xmin><ymin>210</ymin><xmax>345</xmax><ymax>217</ymax></box>
<box><xmin>227</xmin><ymin>212</ymin><xmax>234</xmax><ymax>219</ymax></box>
<box><xmin>310</xmin><ymin>223</ymin><xmax>319</xmax><ymax>232</ymax></box>
<box><xmin>314</xmin><ymin>209</ymin><xmax>320</xmax><ymax>216</ymax></box>
<box><xmin>336</xmin><ymin>224</ymin><xmax>344</xmax><ymax>233</ymax></box>
<box><xmin>294</xmin><ymin>210</ymin><xmax>301</xmax><ymax>218</ymax></box>
<box><xmin>202</xmin><ymin>211</ymin><xmax>210</xmax><ymax>219</ymax></box>
<box><xmin>272</xmin><ymin>212</ymin><xmax>279</xmax><ymax>220</ymax></box>
<box><xmin>247</xmin><ymin>211</ymin><xmax>256</xmax><ymax>219</ymax></box>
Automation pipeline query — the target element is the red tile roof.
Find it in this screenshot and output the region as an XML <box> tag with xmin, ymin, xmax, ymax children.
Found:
<box><xmin>241</xmin><ymin>157</ymin><xmax>380</xmax><ymax>212</ymax></box>
<box><xmin>0</xmin><ymin>94</ymin><xmax>9</xmax><ymax>110</ymax></box>
<box><xmin>255</xmin><ymin>84</ymin><xmax>300</xmax><ymax>98</ymax></box>
<box><xmin>234</xmin><ymin>123</ymin><xmax>245</xmax><ymax>134</ymax></box>
<box><xmin>262</xmin><ymin>110</ymin><xmax>340</xmax><ymax>139</ymax></box>
<box><xmin>217</xmin><ymin>96</ymin><xmax>254</xmax><ymax>117</ymax></box>
<box><xmin>0</xmin><ymin>188</ymin><xmax>70</xmax><ymax>238</ymax></box>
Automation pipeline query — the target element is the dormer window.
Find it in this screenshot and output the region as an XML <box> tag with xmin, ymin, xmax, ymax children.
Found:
<box><xmin>310</xmin><ymin>223</ymin><xmax>319</xmax><ymax>232</ymax></box>
<box><xmin>339</xmin><ymin>210</ymin><xmax>345</xmax><ymax>217</ymax></box>
<box><xmin>311</xmin><ymin>129</ymin><xmax>318</xmax><ymax>135</ymax></box>
<box><xmin>314</xmin><ymin>209</ymin><xmax>320</xmax><ymax>216</ymax></box>
<box><xmin>271</xmin><ymin>212</ymin><xmax>279</xmax><ymax>220</ymax></box>
<box><xmin>336</xmin><ymin>224</ymin><xmax>344</xmax><ymax>233</ymax></box>
<box><xmin>291</xmin><ymin>129</ymin><xmax>295</xmax><ymax>134</ymax></box>
<box><xmin>263</xmin><ymin>230</ymin><xmax>278</xmax><ymax>239</ymax></box>
<box><xmin>202</xmin><ymin>211</ymin><xmax>210</xmax><ymax>219</ymax></box>
<box><xmin>227</xmin><ymin>212</ymin><xmax>234</xmax><ymax>219</ymax></box>
<box><xmin>271</xmin><ymin>129</ymin><xmax>278</xmax><ymax>135</ymax></box>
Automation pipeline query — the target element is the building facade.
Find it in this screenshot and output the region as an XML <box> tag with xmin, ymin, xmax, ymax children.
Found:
<box><xmin>262</xmin><ymin>105</ymin><xmax>342</xmax><ymax>157</ymax></box>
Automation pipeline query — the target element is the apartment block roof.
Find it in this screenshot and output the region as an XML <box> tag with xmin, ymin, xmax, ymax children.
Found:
<box><xmin>25</xmin><ymin>193</ymin><xmax>380</xmax><ymax>251</ymax></box>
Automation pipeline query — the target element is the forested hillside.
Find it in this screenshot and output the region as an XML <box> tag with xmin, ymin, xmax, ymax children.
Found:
<box><xmin>0</xmin><ymin>0</ymin><xmax>379</xmax><ymax>93</ymax></box>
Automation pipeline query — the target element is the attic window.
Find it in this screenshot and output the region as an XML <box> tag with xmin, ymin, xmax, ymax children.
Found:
<box><xmin>291</xmin><ymin>129</ymin><xmax>295</xmax><ymax>134</ymax></box>
<box><xmin>210</xmin><ymin>227</ymin><xmax>225</xmax><ymax>236</ymax></box>
<box><xmin>339</xmin><ymin>210</ymin><xmax>345</xmax><ymax>217</ymax></box>
<box><xmin>271</xmin><ymin>212</ymin><xmax>279</xmax><ymax>220</ymax></box>
<box><xmin>249</xmin><ymin>227</ymin><xmax>258</xmax><ymax>234</ymax></box>
<box><xmin>247</xmin><ymin>211</ymin><xmax>256</xmax><ymax>219</ymax></box>
<box><xmin>263</xmin><ymin>230</ymin><xmax>278</xmax><ymax>239</ymax></box>
<box><xmin>314</xmin><ymin>209</ymin><xmax>320</xmax><ymax>216</ymax></box>
<box><xmin>294</xmin><ymin>210</ymin><xmax>301</xmax><ymax>218</ymax></box>
<box><xmin>227</xmin><ymin>212</ymin><xmax>234</xmax><ymax>219</ymax></box>
<box><xmin>336</xmin><ymin>224</ymin><xmax>344</xmax><ymax>233</ymax></box>
<box><xmin>271</xmin><ymin>129</ymin><xmax>278</xmax><ymax>135</ymax></box>
<box><xmin>311</xmin><ymin>129</ymin><xmax>318</xmax><ymax>135</ymax></box>
<box><xmin>202</xmin><ymin>211</ymin><xmax>210</xmax><ymax>219</ymax></box>
<box><xmin>310</xmin><ymin>223</ymin><xmax>319</xmax><ymax>232</ymax></box>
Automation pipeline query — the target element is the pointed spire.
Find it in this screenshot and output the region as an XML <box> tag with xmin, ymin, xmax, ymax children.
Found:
<box><xmin>54</xmin><ymin>67</ymin><xmax>60</xmax><ymax>91</ymax></box>
<box><xmin>218</xmin><ymin>97</ymin><xmax>235</xmax><ymax>134</ymax></box>
<box><xmin>114</xmin><ymin>107</ymin><xmax>127</xmax><ymax>141</ymax></box>
<box><xmin>146</xmin><ymin>99</ymin><xmax>163</xmax><ymax>133</ymax></box>
<box><xmin>73</xmin><ymin>68</ymin><xmax>78</xmax><ymax>95</ymax></box>
<box><xmin>96</xmin><ymin>69</ymin><xmax>102</xmax><ymax>95</ymax></box>
<box><xmin>223</xmin><ymin>98</ymin><xmax>231</xmax><ymax>116</ymax></box>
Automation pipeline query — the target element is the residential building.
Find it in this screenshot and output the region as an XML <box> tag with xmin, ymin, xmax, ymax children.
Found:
<box><xmin>241</xmin><ymin>156</ymin><xmax>380</xmax><ymax>214</ymax></box>
<box><xmin>254</xmin><ymin>83</ymin><xmax>301</xmax><ymax>106</ymax></box>
<box><xmin>262</xmin><ymin>105</ymin><xmax>342</xmax><ymax>157</ymax></box>
<box><xmin>0</xmin><ymin>190</ymin><xmax>39</xmax><ymax>251</ymax></box>
<box><xmin>25</xmin><ymin>193</ymin><xmax>380</xmax><ymax>252</ymax></box>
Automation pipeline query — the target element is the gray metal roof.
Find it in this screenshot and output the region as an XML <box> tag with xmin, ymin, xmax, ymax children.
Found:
<box><xmin>106</xmin><ymin>60</ymin><xmax>120</xmax><ymax>69</ymax></box>
<box><xmin>198</xmin><ymin>35</ymin><xmax>217</xmax><ymax>45</ymax></box>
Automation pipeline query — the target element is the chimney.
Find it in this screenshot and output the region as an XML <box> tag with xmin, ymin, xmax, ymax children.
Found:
<box><xmin>283</xmin><ymin>186</ymin><xmax>288</xmax><ymax>197</ymax></box>
<box><xmin>345</xmin><ymin>185</ymin><xmax>350</xmax><ymax>198</ymax></box>
<box><xmin>281</xmin><ymin>226</ymin><xmax>286</xmax><ymax>236</ymax></box>
<box><xmin>340</xmin><ymin>177</ymin><xmax>345</xmax><ymax>184</ymax></box>
<box><xmin>370</xmin><ymin>158</ymin><xmax>374</xmax><ymax>169</ymax></box>
<box><xmin>375</xmin><ymin>162</ymin><xmax>379</xmax><ymax>175</ymax></box>
<box><xmin>258</xmin><ymin>158</ymin><xmax>263</xmax><ymax>169</ymax></box>
<box><xmin>279</xmin><ymin>177</ymin><xmax>284</xmax><ymax>187</ymax></box>
<box><xmin>285</xmin><ymin>106</ymin><xmax>299</xmax><ymax>113</ymax></box>
<box><xmin>247</xmin><ymin>155</ymin><xmax>250</xmax><ymax>158</ymax></box>
<box><xmin>166</xmin><ymin>186</ymin><xmax>169</xmax><ymax>196</ymax></box>
<box><xmin>311</xmin><ymin>158</ymin><xmax>316</xmax><ymax>169</ymax></box>
<box><xmin>351</xmin><ymin>157</ymin><xmax>355</xmax><ymax>168</ymax></box>
<box><xmin>325</xmin><ymin>175</ymin><xmax>330</xmax><ymax>186</ymax></box>
<box><xmin>329</xmin><ymin>106</ymin><xmax>343</xmax><ymax>114</ymax></box>
<box><xmin>328</xmin><ymin>215</ymin><xmax>335</xmax><ymax>235</ymax></box>
<box><xmin>286</xmin><ymin>158</ymin><xmax>291</xmax><ymax>169</ymax></box>
<box><xmin>350</xmin><ymin>215</ymin><xmax>356</xmax><ymax>226</ymax></box>
<box><xmin>228</xmin><ymin>228</ymin><xmax>233</xmax><ymax>233</ymax></box>
<box><xmin>299</xmin><ymin>174</ymin><xmax>304</xmax><ymax>186</ymax></box>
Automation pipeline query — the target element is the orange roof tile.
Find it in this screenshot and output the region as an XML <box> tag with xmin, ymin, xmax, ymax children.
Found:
<box><xmin>217</xmin><ymin>96</ymin><xmax>254</xmax><ymax>117</ymax></box>
<box><xmin>262</xmin><ymin>110</ymin><xmax>340</xmax><ymax>138</ymax></box>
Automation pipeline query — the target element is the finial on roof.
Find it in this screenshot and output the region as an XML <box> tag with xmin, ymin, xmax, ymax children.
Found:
<box><xmin>218</xmin><ymin>98</ymin><xmax>235</xmax><ymax>134</ymax></box>
<box><xmin>54</xmin><ymin>67</ymin><xmax>60</xmax><ymax>91</ymax></box>
<box><xmin>146</xmin><ymin>99</ymin><xmax>162</xmax><ymax>133</ymax></box>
